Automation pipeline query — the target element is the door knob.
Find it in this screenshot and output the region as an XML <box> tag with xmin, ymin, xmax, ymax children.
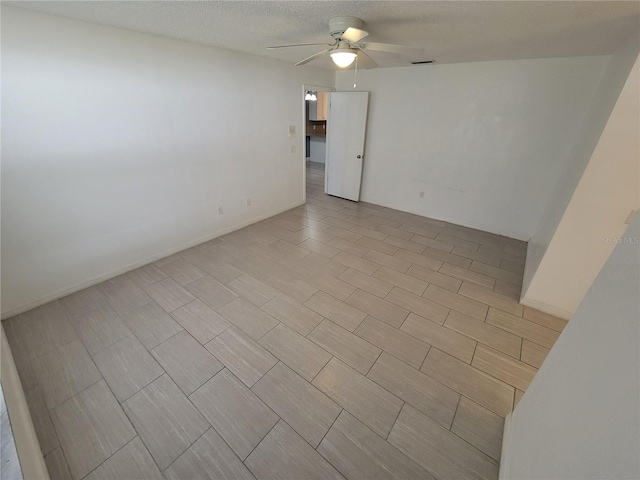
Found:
<box><xmin>357</xmin><ymin>155</ymin><xmax>362</xmax><ymax>159</ymax></box>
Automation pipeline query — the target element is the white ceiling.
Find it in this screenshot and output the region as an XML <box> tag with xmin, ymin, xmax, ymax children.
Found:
<box><xmin>7</xmin><ymin>1</ymin><xmax>640</xmax><ymax>69</ymax></box>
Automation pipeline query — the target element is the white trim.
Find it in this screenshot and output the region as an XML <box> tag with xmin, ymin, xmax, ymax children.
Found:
<box><xmin>302</xmin><ymin>84</ymin><xmax>308</xmax><ymax>203</ymax></box>
<box><xmin>498</xmin><ymin>412</ymin><xmax>513</xmax><ymax>480</ymax></box>
<box><xmin>1</xmin><ymin>326</ymin><xmax>50</xmax><ymax>480</ymax></box>
<box><xmin>303</xmin><ymin>84</ymin><xmax>335</xmax><ymax>93</ymax></box>
<box><xmin>519</xmin><ymin>296</ymin><xmax>573</xmax><ymax>321</ymax></box>
<box><xmin>1</xmin><ymin>200</ymin><xmax>305</xmax><ymax>320</ymax></box>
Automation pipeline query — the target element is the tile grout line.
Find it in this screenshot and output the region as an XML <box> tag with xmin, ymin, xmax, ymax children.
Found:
<box><xmin>449</xmin><ymin>393</ymin><xmax>463</xmax><ymax>432</ymax></box>
<box><xmin>312</xmin><ymin>407</ymin><xmax>345</xmax><ymax>456</ymax></box>
<box><xmin>385</xmin><ymin>400</ymin><xmax>406</xmax><ymax>441</ymax></box>
<box><xmin>445</xmin><ymin>394</ymin><xmax>505</xmax><ymax>465</ymax></box>
<box><xmin>420</xmin><ymin>346</ymin><xmax>516</xmax><ymax>415</ymax></box>
<box><xmin>364</xmin><ymin>349</ymin><xmax>384</xmax><ymax>377</ymax></box>
<box><xmin>239</xmin><ymin>414</ymin><xmax>282</xmax><ymax>465</ymax></box>
<box><xmin>77</xmin><ymin>434</ymin><xmax>143</xmax><ymax>479</ymax></box>
<box><xmin>160</xmin><ymin>424</ymin><xmax>213</xmax><ymax>475</ymax></box>
<box><xmin>185</xmin><ymin>367</ymin><xmax>279</xmax><ymax>468</ymax></box>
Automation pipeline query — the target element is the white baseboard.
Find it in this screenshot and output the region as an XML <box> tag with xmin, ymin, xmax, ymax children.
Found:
<box><xmin>519</xmin><ymin>296</ymin><xmax>573</xmax><ymax>321</ymax></box>
<box><xmin>1</xmin><ymin>200</ymin><xmax>305</xmax><ymax>320</ymax></box>
<box><xmin>359</xmin><ymin>196</ymin><xmax>528</xmax><ymax>242</ymax></box>
<box><xmin>498</xmin><ymin>412</ymin><xmax>513</xmax><ymax>480</ymax></box>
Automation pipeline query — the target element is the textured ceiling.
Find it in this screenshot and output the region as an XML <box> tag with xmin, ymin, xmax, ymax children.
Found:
<box><xmin>7</xmin><ymin>1</ymin><xmax>640</xmax><ymax>69</ymax></box>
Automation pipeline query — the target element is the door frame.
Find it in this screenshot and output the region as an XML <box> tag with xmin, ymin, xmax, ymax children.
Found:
<box><xmin>302</xmin><ymin>84</ymin><xmax>333</xmax><ymax>202</ymax></box>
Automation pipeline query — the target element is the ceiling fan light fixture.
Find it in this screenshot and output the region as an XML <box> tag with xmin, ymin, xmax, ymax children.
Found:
<box><xmin>305</xmin><ymin>90</ymin><xmax>317</xmax><ymax>101</ymax></box>
<box><xmin>330</xmin><ymin>50</ymin><xmax>357</xmax><ymax>68</ymax></box>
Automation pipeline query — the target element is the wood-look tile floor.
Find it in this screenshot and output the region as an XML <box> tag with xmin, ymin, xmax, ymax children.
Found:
<box><xmin>2</xmin><ymin>161</ymin><xmax>568</xmax><ymax>480</ymax></box>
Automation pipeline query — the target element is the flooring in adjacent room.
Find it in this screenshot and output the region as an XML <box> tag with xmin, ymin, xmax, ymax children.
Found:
<box><xmin>1</xmin><ymin>385</ymin><xmax>23</xmax><ymax>480</ymax></box>
<box><xmin>2</xmin><ymin>161</ymin><xmax>567</xmax><ymax>480</ymax></box>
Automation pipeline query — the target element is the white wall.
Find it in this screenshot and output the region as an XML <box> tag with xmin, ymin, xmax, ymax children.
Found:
<box><xmin>0</xmin><ymin>7</ymin><xmax>333</xmax><ymax>317</ymax></box>
<box><xmin>501</xmin><ymin>214</ymin><xmax>640</xmax><ymax>480</ymax></box>
<box><xmin>309</xmin><ymin>137</ymin><xmax>326</xmax><ymax>164</ymax></box>
<box><xmin>335</xmin><ymin>56</ymin><xmax>611</xmax><ymax>240</ymax></box>
<box><xmin>522</xmin><ymin>48</ymin><xmax>639</xmax><ymax>318</ymax></box>
<box><xmin>521</xmin><ymin>34</ymin><xmax>640</xmax><ymax>317</ymax></box>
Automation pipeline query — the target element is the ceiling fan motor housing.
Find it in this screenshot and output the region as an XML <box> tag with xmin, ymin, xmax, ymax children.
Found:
<box><xmin>329</xmin><ymin>16</ymin><xmax>364</xmax><ymax>38</ymax></box>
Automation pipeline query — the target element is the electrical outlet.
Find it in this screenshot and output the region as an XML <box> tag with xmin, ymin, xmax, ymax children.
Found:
<box><xmin>218</xmin><ymin>206</ymin><xmax>224</xmax><ymax>215</ymax></box>
<box><xmin>419</xmin><ymin>191</ymin><xmax>425</xmax><ymax>199</ymax></box>
<box><xmin>290</xmin><ymin>145</ymin><xmax>296</xmax><ymax>153</ymax></box>
<box><xmin>246</xmin><ymin>198</ymin><xmax>251</xmax><ymax>207</ymax></box>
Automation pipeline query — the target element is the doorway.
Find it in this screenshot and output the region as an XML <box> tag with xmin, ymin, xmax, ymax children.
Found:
<box><xmin>302</xmin><ymin>84</ymin><xmax>333</xmax><ymax>202</ymax></box>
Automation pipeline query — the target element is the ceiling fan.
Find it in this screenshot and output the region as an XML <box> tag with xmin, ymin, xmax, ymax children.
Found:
<box><xmin>267</xmin><ymin>16</ymin><xmax>425</xmax><ymax>69</ymax></box>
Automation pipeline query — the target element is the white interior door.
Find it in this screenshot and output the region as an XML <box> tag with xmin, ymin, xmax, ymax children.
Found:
<box><xmin>325</xmin><ymin>92</ymin><xmax>369</xmax><ymax>201</ymax></box>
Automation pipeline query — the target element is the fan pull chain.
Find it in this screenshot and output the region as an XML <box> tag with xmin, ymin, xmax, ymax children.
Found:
<box><xmin>353</xmin><ymin>53</ymin><xmax>358</xmax><ymax>89</ymax></box>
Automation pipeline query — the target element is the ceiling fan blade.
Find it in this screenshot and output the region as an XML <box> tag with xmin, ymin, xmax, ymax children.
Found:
<box><xmin>342</xmin><ymin>27</ymin><xmax>369</xmax><ymax>43</ymax></box>
<box><xmin>295</xmin><ymin>48</ymin><xmax>333</xmax><ymax>66</ymax></box>
<box><xmin>362</xmin><ymin>42</ymin><xmax>424</xmax><ymax>56</ymax></box>
<box><xmin>267</xmin><ymin>42</ymin><xmax>333</xmax><ymax>49</ymax></box>
<box><xmin>356</xmin><ymin>50</ymin><xmax>378</xmax><ymax>69</ymax></box>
